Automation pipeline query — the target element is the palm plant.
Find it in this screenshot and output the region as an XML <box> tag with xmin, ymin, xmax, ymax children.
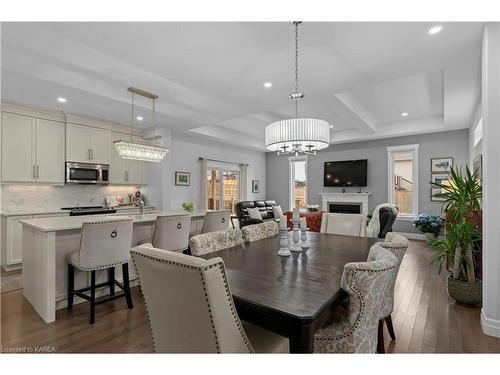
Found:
<box><xmin>431</xmin><ymin>165</ymin><xmax>482</xmax><ymax>284</ymax></box>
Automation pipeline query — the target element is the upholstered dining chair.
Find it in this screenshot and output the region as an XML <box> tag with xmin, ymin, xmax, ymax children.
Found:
<box><xmin>189</xmin><ymin>228</ymin><xmax>244</xmax><ymax>256</ymax></box>
<box><xmin>201</xmin><ymin>210</ymin><xmax>231</xmax><ymax>234</ymax></box>
<box><xmin>320</xmin><ymin>213</ymin><xmax>367</xmax><ymax>237</ymax></box>
<box><xmin>241</xmin><ymin>221</ymin><xmax>279</xmax><ymax>243</ymax></box>
<box><xmin>131</xmin><ymin>245</ymin><xmax>289</xmax><ymax>353</ymax></box>
<box><xmin>376</xmin><ymin>232</ymin><xmax>409</xmax><ymax>353</ymax></box>
<box><xmin>152</xmin><ymin>214</ymin><xmax>191</xmax><ymax>253</ymax></box>
<box><xmin>313</xmin><ymin>244</ymin><xmax>398</xmax><ymax>353</ymax></box>
<box><xmin>67</xmin><ymin>219</ymin><xmax>134</xmax><ymax>324</ymax></box>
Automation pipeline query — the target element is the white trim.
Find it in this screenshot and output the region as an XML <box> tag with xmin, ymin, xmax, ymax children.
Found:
<box><xmin>394</xmin><ymin>231</ymin><xmax>426</xmax><ymax>241</ymax></box>
<box><xmin>387</xmin><ymin>144</ymin><xmax>419</xmax><ymax>216</ymax></box>
<box><xmin>396</xmin><ymin>215</ymin><xmax>415</xmax><ymax>221</ymax></box>
<box><xmin>289</xmin><ymin>156</ymin><xmax>308</xmax><ymax>210</ymax></box>
<box><xmin>481</xmin><ymin>309</ymin><xmax>500</xmax><ymax>338</ymax></box>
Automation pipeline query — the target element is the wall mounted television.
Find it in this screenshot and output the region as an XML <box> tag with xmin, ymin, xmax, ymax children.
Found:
<box><xmin>324</xmin><ymin>159</ymin><xmax>368</xmax><ymax>187</ymax></box>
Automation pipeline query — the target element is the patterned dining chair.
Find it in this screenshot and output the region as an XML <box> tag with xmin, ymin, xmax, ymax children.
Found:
<box><xmin>376</xmin><ymin>232</ymin><xmax>409</xmax><ymax>353</ymax></box>
<box><xmin>189</xmin><ymin>228</ymin><xmax>244</xmax><ymax>256</ymax></box>
<box><xmin>201</xmin><ymin>210</ymin><xmax>231</xmax><ymax>233</ymax></box>
<box><xmin>241</xmin><ymin>221</ymin><xmax>279</xmax><ymax>243</ymax></box>
<box><xmin>131</xmin><ymin>245</ymin><xmax>289</xmax><ymax>353</ymax></box>
<box><xmin>313</xmin><ymin>244</ymin><xmax>398</xmax><ymax>353</ymax></box>
<box><xmin>152</xmin><ymin>214</ymin><xmax>191</xmax><ymax>253</ymax></box>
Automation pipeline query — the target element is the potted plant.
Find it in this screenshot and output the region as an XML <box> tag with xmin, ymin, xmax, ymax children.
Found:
<box><xmin>412</xmin><ymin>214</ymin><xmax>444</xmax><ymax>243</ymax></box>
<box><xmin>430</xmin><ymin>165</ymin><xmax>482</xmax><ymax>305</ymax></box>
<box><xmin>182</xmin><ymin>202</ymin><xmax>194</xmax><ymax>213</ymax></box>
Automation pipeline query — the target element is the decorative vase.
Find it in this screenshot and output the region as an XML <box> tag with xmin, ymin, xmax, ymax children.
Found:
<box><xmin>446</xmin><ymin>275</ymin><xmax>482</xmax><ymax>306</ymax></box>
<box><xmin>290</xmin><ymin>220</ymin><xmax>302</xmax><ymax>252</ymax></box>
<box><xmin>277</xmin><ymin>228</ymin><xmax>291</xmax><ymax>257</ymax></box>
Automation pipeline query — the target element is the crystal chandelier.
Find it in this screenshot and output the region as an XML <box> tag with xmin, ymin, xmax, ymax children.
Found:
<box><xmin>114</xmin><ymin>87</ymin><xmax>169</xmax><ymax>162</ymax></box>
<box><xmin>265</xmin><ymin>22</ymin><xmax>331</xmax><ymax>156</ymax></box>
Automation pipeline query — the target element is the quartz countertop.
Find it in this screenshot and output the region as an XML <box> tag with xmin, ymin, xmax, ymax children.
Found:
<box><xmin>19</xmin><ymin>210</ymin><xmax>206</xmax><ymax>232</ymax></box>
<box><xmin>1</xmin><ymin>205</ymin><xmax>154</xmax><ymax>217</ymax></box>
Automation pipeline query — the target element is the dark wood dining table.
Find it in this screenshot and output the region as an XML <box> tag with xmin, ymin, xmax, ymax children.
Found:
<box><xmin>202</xmin><ymin>232</ymin><xmax>377</xmax><ymax>353</ymax></box>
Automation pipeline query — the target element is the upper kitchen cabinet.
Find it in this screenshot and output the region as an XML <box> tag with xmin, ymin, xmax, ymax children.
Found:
<box><xmin>109</xmin><ymin>132</ymin><xmax>146</xmax><ymax>185</ymax></box>
<box><xmin>1</xmin><ymin>112</ymin><xmax>65</xmax><ymax>184</ymax></box>
<box><xmin>1</xmin><ymin>112</ymin><xmax>35</xmax><ymax>182</ymax></box>
<box><xmin>66</xmin><ymin>123</ymin><xmax>110</xmax><ymax>164</ymax></box>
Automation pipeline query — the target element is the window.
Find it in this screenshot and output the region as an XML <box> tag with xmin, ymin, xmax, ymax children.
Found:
<box><xmin>207</xmin><ymin>164</ymin><xmax>240</xmax><ymax>214</ymax></box>
<box><xmin>387</xmin><ymin>145</ymin><xmax>419</xmax><ymax>217</ymax></box>
<box><xmin>289</xmin><ymin>157</ymin><xmax>308</xmax><ymax>209</ymax></box>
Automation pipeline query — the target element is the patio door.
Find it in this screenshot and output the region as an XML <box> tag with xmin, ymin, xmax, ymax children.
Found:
<box><xmin>207</xmin><ymin>164</ymin><xmax>240</xmax><ymax>214</ymax></box>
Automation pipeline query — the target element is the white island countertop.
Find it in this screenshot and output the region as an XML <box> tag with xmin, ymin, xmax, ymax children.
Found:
<box><xmin>19</xmin><ymin>210</ymin><xmax>207</xmax><ymax>232</ymax></box>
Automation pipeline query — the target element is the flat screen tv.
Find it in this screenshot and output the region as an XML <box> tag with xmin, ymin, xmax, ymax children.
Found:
<box><xmin>324</xmin><ymin>159</ymin><xmax>368</xmax><ymax>187</ymax></box>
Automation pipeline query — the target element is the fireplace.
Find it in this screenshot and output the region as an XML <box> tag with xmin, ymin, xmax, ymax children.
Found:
<box><xmin>329</xmin><ymin>203</ymin><xmax>361</xmax><ymax>214</ymax></box>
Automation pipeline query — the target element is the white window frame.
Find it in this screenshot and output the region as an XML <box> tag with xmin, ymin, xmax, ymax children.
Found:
<box><xmin>387</xmin><ymin>144</ymin><xmax>419</xmax><ymax>219</ymax></box>
<box><xmin>289</xmin><ymin>156</ymin><xmax>308</xmax><ymax>210</ymax></box>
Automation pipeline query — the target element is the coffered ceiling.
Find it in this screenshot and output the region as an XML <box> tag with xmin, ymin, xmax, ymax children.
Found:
<box><xmin>1</xmin><ymin>22</ymin><xmax>483</xmax><ymax>151</ymax></box>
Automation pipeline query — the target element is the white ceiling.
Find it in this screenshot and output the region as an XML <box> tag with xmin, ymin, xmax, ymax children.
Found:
<box><xmin>1</xmin><ymin>22</ymin><xmax>483</xmax><ymax>151</ymax></box>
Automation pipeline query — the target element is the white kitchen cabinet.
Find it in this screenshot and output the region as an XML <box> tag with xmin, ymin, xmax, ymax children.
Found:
<box><xmin>36</xmin><ymin>119</ymin><xmax>65</xmax><ymax>183</ymax></box>
<box><xmin>1</xmin><ymin>212</ymin><xmax>70</xmax><ymax>270</ymax></box>
<box><xmin>1</xmin><ymin>113</ymin><xmax>35</xmax><ymax>182</ymax></box>
<box><xmin>109</xmin><ymin>132</ymin><xmax>145</xmax><ymax>185</ymax></box>
<box><xmin>1</xmin><ymin>113</ymin><xmax>65</xmax><ymax>184</ymax></box>
<box><xmin>66</xmin><ymin>123</ymin><xmax>110</xmax><ymax>164</ymax></box>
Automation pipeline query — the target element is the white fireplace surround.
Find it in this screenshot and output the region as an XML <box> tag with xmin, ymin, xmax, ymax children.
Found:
<box><xmin>319</xmin><ymin>192</ymin><xmax>372</xmax><ymax>216</ymax></box>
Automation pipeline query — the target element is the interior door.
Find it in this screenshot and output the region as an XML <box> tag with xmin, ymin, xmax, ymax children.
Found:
<box><xmin>36</xmin><ymin>119</ymin><xmax>65</xmax><ymax>183</ymax></box>
<box><xmin>66</xmin><ymin>123</ymin><xmax>90</xmax><ymax>163</ymax></box>
<box><xmin>1</xmin><ymin>112</ymin><xmax>35</xmax><ymax>182</ymax></box>
<box><xmin>89</xmin><ymin>127</ymin><xmax>110</xmax><ymax>164</ymax></box>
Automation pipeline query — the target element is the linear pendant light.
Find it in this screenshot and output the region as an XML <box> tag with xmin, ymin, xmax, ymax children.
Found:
<box><xmin>265</xmin><ymin>22</ymin><xmax>331</xmax><ymax>156</ymax></box>
<box><xmin>114</xmin><ymin>87</ymin><xmax>170</xmax><ymax>163</ymax></box>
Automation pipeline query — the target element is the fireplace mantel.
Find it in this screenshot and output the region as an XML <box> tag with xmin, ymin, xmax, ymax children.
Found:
<box><xmin>318</xmin><ymin>192</ymin><xmax>372</xmax><ymax>216</ymax></box>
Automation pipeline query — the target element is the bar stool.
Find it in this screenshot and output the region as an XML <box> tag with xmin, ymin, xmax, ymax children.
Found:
<box><xmin>67</xmin><ymin>219</ymin><xmax>134</xmax><ymax>324</ymax></box>
<box><xmin>152</xmin><ymin>214</ymin><xmax>191</xmax><ymax>252</ymax></box>
<box><xmin>201</xmin><ymin>210</ymin><xmax>231</xmax><ymax>233</ymax></box>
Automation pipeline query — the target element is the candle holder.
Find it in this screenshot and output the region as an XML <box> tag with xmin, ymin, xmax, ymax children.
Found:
<box><xmin>300</xmin><ymin>228</ymin><xmax>310</xmax><ymax>250</ymax></box>
<box><xmin>277</xmin><ymin>228</ymin><xmax>291</xmax><ymax>257</ymax></box>
<box><xmin>290</xmin><ymin>220</ymin><xmax>302</xmax><ymax>252</ymax></box>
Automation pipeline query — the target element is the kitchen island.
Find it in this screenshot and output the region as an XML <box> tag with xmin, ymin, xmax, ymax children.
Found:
<box><xmin>20</xmin><ymin>211</ymin><xmax>206</xmax><ymax>323</ymax></box>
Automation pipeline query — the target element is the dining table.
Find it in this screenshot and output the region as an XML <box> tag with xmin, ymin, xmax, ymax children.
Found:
<box><xmin>201</xmin><ymin>231</ymin><xmax>377</xmax><ymax>353</ymax></box>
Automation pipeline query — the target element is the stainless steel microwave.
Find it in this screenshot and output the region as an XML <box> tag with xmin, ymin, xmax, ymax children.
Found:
<box><xmin>65</xmin><ymin>162</ymin><xmax>109</xmax><ymax>184</ymax></box>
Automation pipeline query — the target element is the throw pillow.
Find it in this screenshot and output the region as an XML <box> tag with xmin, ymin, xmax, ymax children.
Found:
<box><xmin>273</xmin><ymin>205</ymin><xmax>283</xmax><ymax>218</ymax></box>
<box><xmin>247</xmin><ymin>207</ymin><xmax>262</xmax><ymax>220</ymax></box>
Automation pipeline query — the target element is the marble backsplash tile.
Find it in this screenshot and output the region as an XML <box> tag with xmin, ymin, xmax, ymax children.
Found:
<box><xmin>1</xmin><ymin>185</ymin><xmax>143</xmax><ymax>212</ymax></box>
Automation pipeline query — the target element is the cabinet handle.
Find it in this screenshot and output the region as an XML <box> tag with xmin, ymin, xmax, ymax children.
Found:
<box><xmin>91</xmin><ymin>148</ymin><xmax>93</xmax><ymax>160</ymax></box>
<box><xmin>36</xmin><ymin>165</ymin><xmax>39</xmax><ymax>179</ymax></box>
<box><xmin>125</xmin><ymin>171</ymin><xmax>129</xmax><ymax>181</ymax></box>
<box><xmin>88</xmin><ymin>148</ymin><xmax>91</xmax><ymax>161</ymax></box>
<box><xmin>33</xmin><ymin>165</ymin><xmax>36</xmax><ymax>179</ymax></box>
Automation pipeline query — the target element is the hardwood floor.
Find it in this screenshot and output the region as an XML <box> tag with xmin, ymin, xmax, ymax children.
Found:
<box><xmin>1</xmin><ymin>240</ymin><xmax>500</xmax><ymax>353</ymax></box>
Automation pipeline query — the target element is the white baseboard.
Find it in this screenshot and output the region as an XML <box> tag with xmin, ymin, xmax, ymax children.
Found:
<box><xmin>481</xmin><ymin>309</ymin><xmax>500</xmax><ymax>338</ymax></box>
<box><xmin>394</xmin><ymin>231</ymin><xmax>427</xmax><ymax>241</ymax></box>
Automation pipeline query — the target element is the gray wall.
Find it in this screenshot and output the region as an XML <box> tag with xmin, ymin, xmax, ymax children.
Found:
<box><xmin>266</xmin><ymin>129</ymin><xmax>470</xmax><ymax>233</ymax></box>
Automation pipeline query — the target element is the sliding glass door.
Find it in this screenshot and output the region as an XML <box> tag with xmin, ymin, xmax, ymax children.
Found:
<box><xmin>207</xmin><ymin>166</ymin><xmax>240</xmax><ymax>214</ymax></box>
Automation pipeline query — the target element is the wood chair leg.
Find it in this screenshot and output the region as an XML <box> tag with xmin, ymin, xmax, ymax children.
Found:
<box><xmin>377</xmin><ymin>319</ymin><xmax>385</xmax><ymax>353</ymax></box>
<box><xmin>90</xmin><ymin>270</ymin><xmax>96</xmax><ymax>324</ymax></box>
<box><xmin>386</xmin><ymin>315</ymin><xmax>396</xmax><ymax>341</ymax></box>
<box><xmin>108</xmin><ymin>267</ymin><xmax>115</xmax><ymax>296</ymax></box>
<box><xmin>122</xmin><ymin>263</ymin><xmax>133</xmax><ymax>309</ymax></box>
<box><xmin>67</xmin><ymin>264</ymin><xmax>75</xmax><ymax>311</ymax></box>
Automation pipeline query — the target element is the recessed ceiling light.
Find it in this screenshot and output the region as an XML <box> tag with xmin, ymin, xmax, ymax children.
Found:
<box><xmin>263</xmin><ymin>82</ymin><xmax>272</xmax><ymax>88</ymax></box>
<box><xmin>57</xmin><ymin>97</ymin><xmax>67</xmax><ymax>103</ymax></box>
<box><xmin>428</xmin><ymin>26</ymin><xmax>442</xmax><ymax>35</ymax></box>
<box><xmin>329</xmin><ymin>124</ymin><xmax>334</xmax><ymax>128</ymax></box>
<box><xmin>136</xmin><ymin>116</ymin><xmax>143</xmax><ymax>121</ymax></box>
<box><xmin>401</xmin><ymin>112</ymin><xmax>409</xmax><ymax>117</ymax></box>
